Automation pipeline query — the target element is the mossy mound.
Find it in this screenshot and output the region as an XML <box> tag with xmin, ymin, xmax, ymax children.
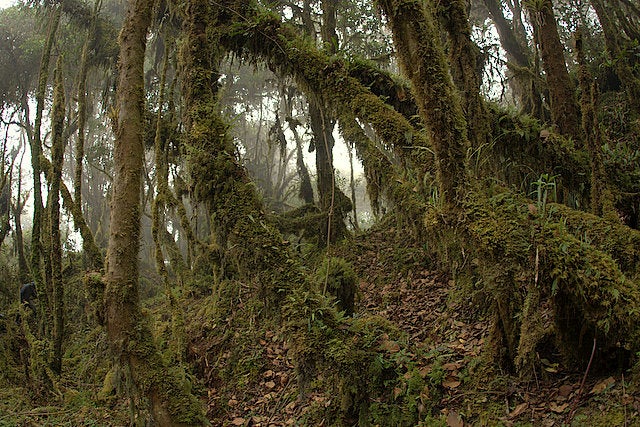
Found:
<box><xmin>425</xmin><ymin>185</ymin><xmax>640</xmax><ymax>375</ymax></box>
<box><xmin>313</xmin><ymin>257</ymin><xmax>358</xmax><ymax>315</ymax></box>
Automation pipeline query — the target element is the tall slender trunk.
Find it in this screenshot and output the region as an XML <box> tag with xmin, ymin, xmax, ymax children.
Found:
<box><xmin>32</xmin><ymin>5</ymin><xmax>61</xmax><ymax>323</ymax></box>
<box><xmin>104</xmin><ymin>0</ymin><xmax>204</xmax><ymax>424</ymax></box>
<box><xmin>347</xmin><ymin>141</ymin><xmax>359</xmax><ymax>231</ymax></box>
<box><xmin>49</xmin><ymin>59</ymin><xmax>65</xmax><ymax>376</ymax></box>
<box><xmin>14</xmin><ymin>149</ymin><xmax>29</xmax><ymax>283</ymax></box>
<box><xmin>575</xmin><ymin>31</ymin><xmax>611</xmax><ymax>217</ymax></box>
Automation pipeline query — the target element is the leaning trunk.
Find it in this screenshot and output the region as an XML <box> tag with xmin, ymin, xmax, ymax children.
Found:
<box><xmin>526</xmin><ymin>0</ymin><xmax>581</xmax><ymax>139</ymax></box>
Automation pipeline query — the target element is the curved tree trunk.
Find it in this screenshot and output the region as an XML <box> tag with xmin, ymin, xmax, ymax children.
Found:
<box><xmin>377</xmin><ymin>0</ymin><xmax>470</xmax><ymax>210</ymax></box>
<box><xmin>104</xmin><ymin>0</ymin><xmax>204</xmax><ymax>424</ymax></box>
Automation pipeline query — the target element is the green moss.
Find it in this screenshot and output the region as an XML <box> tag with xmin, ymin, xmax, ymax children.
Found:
<box><xmin>314</xmin><ymin>257</ymin><xmax>358</xmax><ymax>315</ymax></box>
<box><xmin>424</xmin><ymin>185</ymin><xmax>640</xmax><ymax>374</ymax></box>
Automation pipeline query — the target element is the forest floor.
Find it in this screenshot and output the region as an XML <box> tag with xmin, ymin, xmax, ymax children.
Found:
<box><xmin>208</xmin><ymin>227</ymin><xmax>640</xmax><ymax>426</ymax></box>
<box><xmin>2</xmin><ymin>227</ymin><xmax>640</xmax><ymax>426</ymax></box>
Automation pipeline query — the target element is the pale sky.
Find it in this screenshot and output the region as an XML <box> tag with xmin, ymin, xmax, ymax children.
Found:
<box><xmin>0</xmin><ymin>0</ymin><xmax>14</xmax><ymax>8</ymax></box>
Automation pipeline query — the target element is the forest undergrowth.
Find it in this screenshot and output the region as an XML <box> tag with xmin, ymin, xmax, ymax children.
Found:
<box><xmin>1</xmin><ymin>222</ymin><xmax>639</xmax><ymax>426</ymax></box>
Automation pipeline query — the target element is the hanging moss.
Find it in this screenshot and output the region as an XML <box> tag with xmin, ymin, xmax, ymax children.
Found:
<box><xmin>220</xmin><ymin>9</ymin><xmax>433</xmax><ymax>183</ymax></box>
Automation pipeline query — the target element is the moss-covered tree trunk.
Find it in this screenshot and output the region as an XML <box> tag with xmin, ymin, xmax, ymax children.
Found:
<box><xmin>104</xmin><ymin>0</ymin><xmax>204</xmax><ymax>424</ymax></box>
<box><xmin>73</xmin><ymin>1</ymin><xmax>103</xmax><ymax>269</ymax></box>
<box><xmin>306</xmin><ymin>0</ymin><xmax>349</xmax><ymax>244</ymax></box>
<box><xmin>575</xmin><ymin>31</ymin><xmax>611</xmax><ymax>217</ymax></box>
<box><xmin>483</xmin><ymin>0</ymin><xmax>543</xmax><ymax>117</ymax></box>
<box><xmin>14</xmin><ymin>165</ymin><xmax>29</xmax><ymax>284</ymax></box>
<box><xmin>590</xmin><ymin>0</ymin><xmax>640</xmax><ymax>115</ymax></box>
<box><xmin>526</xmin><ymin>0</ymin><xmax>581</xmax><ymax>139</ymax></box>
<box><xmin>376</xmin><ymin>0</ymin><xmax>470</xmax><ymax>210</ymax></box>
<box><xmin>49</xmin><ymin>59</ymin><xmax>65</xmax><ymax>376</ymax></box>
<box><xmin>440</xmin><ymin>0</ymin><xmax>490</xmax><ymax>151</ymax></box>
<box><xmin>31</xmin><ymin>4</ymin><xmax>61</xmax><ymax>325</ymax></box>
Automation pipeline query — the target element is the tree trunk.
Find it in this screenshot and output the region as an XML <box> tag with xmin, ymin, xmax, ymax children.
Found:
<box><xmin>49</xmin><ymin>59</ymin><xmax>65</xmax><ymax>376</ymax></box>
<box><xmin>31</xmin><ymin>4</ymin><xmax>61</xmax><ymax>323</ymax></box>
<box><xmin>575</xmin><ymin>31</ymin><xmax>611</xmax><ymax>217</ymax></box>
<box><xmin>591</xmin><ymin>0</ymin><xmax>640</xmax><ymax>115</ymax></box>
<box><xmin>377</xmin><ymin>0</ymin><xmax>470</xmax><ymax>210</ymax></box>
<box><xmin>104</xmin><ymin>0</ymin><xmax>204</xmax><ymax>424</ymax></box>
<box><xmin>13</xmin><ymin>156</ymin><xmax>29</xmax><ymax>284</ymax></box>
<box><xmin>526</xmin><ymin>0</ymin><xmax>581</xmax><ymax>139</ymax></box>
<box><xmin>483</xmin><ymin>0</ymin><xmax>543</xmax><ymax>116</ymax></box>
<box><xmin>440</xmin><ymin>0</ymin><xmax>490</xmax><ymax>150</ymax></box>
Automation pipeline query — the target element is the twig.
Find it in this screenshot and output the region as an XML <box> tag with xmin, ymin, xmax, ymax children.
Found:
<box><xmin>623</xmin><ymin>372</ymin><xmax>628</xmax><ymax>427</ymax></box>
<box><xmin>565</xmin><ymin>337</ymin><xmax>596</xmax><ymax>424</ymax></box>
<box><xmin>267</xmin><ymin>377</ymin><xmax>294</xmax><ymax>424</ymax></box>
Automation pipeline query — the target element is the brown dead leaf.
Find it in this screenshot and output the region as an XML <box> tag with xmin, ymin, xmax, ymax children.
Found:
<box><xmin>265</xmin><ymin>381</ymin><xmax>276</xmax><ymax>389</ymax></box>
<box><xmin>419</xmin><ymin>366</ymin><xmax>432</xmax><ymax>378</ymax></box>
<box><xmin>231</xmin><ymin>417</ymin><xmax>245</xmax><ymax>426</ymax></box>
<box><xmin>263</xmin><ymin>370</ymin><xmax>274</xmax><ymax>378</ymax></box>
<box><xmin>549</xmin><ymin>402</ymin><xmax>568</xmax><ymax>413</ymax></box>
<box><xmin>443</xmin><ymin>362</ymin><xmax>461</xmax><ymax>371</ymax></box>
<box><xmin>379</xmin><ymin>339</ymin><xmax>401</xmax><ymax>353</ymax></box>
<box><xmin>509</xmin><ymin>402</ymin><xmax>528</xmax><ymax>419</ymax></box>
<box><xmin>590</xmin><ymin>377</ymin><xmax>615</xmax><ymax>394</ymax></box>
<box><xmin>393</xmin><ymin>387</ymin><xmax>403</xmax><ymax>399</ymax></box>
<box><xmin>558</xmin><ymin>384</ymin><xmax>573</xmax><ymax>398</ymax></box>
<box><xmin>446</xmin><ymin>410</ymin><xmax>464</xmax><ymax>427</ymax></box>
<box><xmin>442</xmin><ymin>378</ymin><xmax>461</xmax><ymax>389</ymax></box>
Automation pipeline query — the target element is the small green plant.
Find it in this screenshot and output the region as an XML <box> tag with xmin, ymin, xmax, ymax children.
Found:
<box><xmin>531</xmin><ymin>173</ymin><xmax>557</xmax><ymax>214</ymax></box>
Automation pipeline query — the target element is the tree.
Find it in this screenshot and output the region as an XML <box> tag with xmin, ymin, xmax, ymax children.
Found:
<box><xmin>103</xmin><ymin>0</ymin><xmax>204</xmax><ymax>423</ymax></box>
<box><xmin>526</xmin><ymin>0</ymin><xmax>581</xmax><ymax>139</ymax></box>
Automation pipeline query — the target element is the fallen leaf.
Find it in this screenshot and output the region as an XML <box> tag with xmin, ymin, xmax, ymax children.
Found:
<box><xmin>549</xmin><ymin>402</ymin><xmax>568</xmax><ymax>413</ymax></box>
<box><xmin>443</xmin><ymin>362</ymin><xmax>461</xmax><ymax>371</ymax></box>
<box><xmin>558</xmin><ymin>384</ymin><xmax>573</xmax><ymax>398</ymax></box>
<box><xmin>379</xmin><ymin>339</ymin><xmax>400</xmax><ymax>353</ymax></box>
<box><xmin>509</xmin><ymin>402</ymin><xmax>528</xmax><ymax>418</ymax></box>
<box><xmin>442</xmin><ymin>379</ymin><xmax>461</xmax><ymax>389</ymax></box>
<box><xmin>265</xmin><ymin>381</ymin><xmax>276</xmax><ymax>389</ymax></box>
<box><xmin>263</xmin><ymin>370</ymin><xmax>274</xmax><ymax>378</ymax></box>
<box><xmin>590</xmin><ymin>377</ymin><xmax>615</xmax><ymax>394</ymax></box>
<box><xmin>446</xmin><ymin>410</ymin><xmax>464</xmax><ymax>427</ymax></box>
<box><xmin>231</xmin><ymin>417</ymin><xmax>245</xmax><ymax>426</ymax></box>
<box><xmin>393</xmin><ymin>387</ymin><xmax>403</xmax><ymax>399</ymax></box>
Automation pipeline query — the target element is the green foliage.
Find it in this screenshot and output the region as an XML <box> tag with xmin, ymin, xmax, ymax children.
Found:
<box><xmin>425</xmin><ymin>185</ymin><xmax>640</xmax><ymax>374</ymax></box>
<box><xmin>314</xmin><ymin>257</ymin><xmax>358</xmax><ymax>315</ymax></box>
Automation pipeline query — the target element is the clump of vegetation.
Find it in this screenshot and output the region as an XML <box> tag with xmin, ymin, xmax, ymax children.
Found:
<box><xmin>425</xmin><ymin>184</ymin><xmax>640</xmax><ymax>374</ymax></box>
<box><xmin>313</xmin><ymin>256</ymin><xmax>358</xmax><ymax>315</ymax></box>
